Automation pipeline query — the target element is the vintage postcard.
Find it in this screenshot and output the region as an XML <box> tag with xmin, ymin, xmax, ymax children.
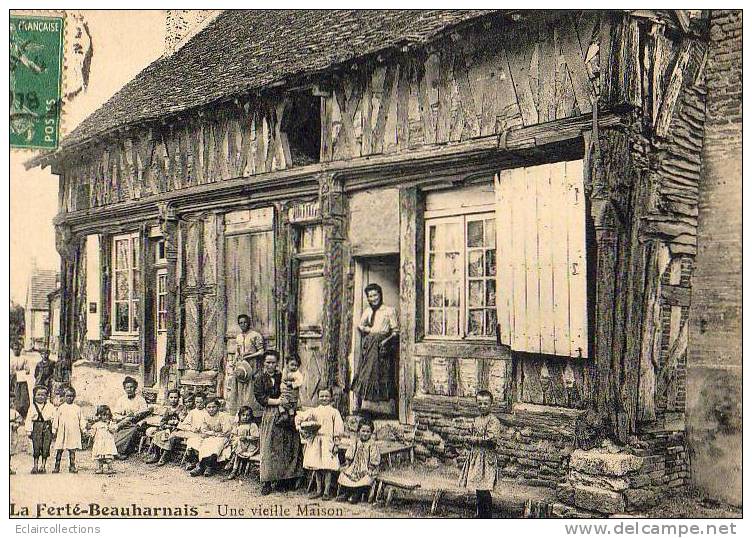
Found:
<box><xmin>7</xmin><ymin>8</ymin><xmax>742</xmax><ymax>524</ymax></box>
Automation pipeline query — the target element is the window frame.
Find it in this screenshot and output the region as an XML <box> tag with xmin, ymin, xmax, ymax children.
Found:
<box><xmin>423</xmin><ymin>209</ymin><xmax>497</xmax><ymax>342</ymax></box>
<box><xmin>111</xmin><ymin>232</ymin><xmax>141</xmax><ymax>337</ymax></box>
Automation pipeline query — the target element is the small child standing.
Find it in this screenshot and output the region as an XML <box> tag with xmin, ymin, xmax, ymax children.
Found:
<box><xmin>296</xmin><ymin>388</ymin><xmax>344</xmax><ymax>500</ymax></box>
<box><xmin>276</xmin><ymin>356</ymin><xmax>304</xmax><ymax>425</ymax></box>
<box><xmin>52</xmin><ymin>386</ymin><xmax>86</xmax><ymax>473</ymax></box>
<box><xmin>25</xmin><ymin>385</ymin><xmax>56</xmax><ymax>474</ymax></box>
<box><xmin>226</xmin><ymin>406</ymin><xmax>260</xmax><ymax>480</ymax></box>
<box><xmin>90</xmin><ymin>405</ymin><xmax>118</xmax><ymax>474</ymax></box>
<box><xmin>337</xmin><ymin>419</ymin><xmax>381</xmax><ymax>504</ymax></box>
<box><xmin>10</xmin><ymin>393</ymin><xmax>23</xmax><ymax>475</ymax></box>
<box><xmin>458</xmin><ymin>390</ymin><xmax>501</xmax><ymax>518</ymax></box>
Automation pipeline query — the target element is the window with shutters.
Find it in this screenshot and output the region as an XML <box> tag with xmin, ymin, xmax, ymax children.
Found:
<box><xmin>111</xmin><ymin>232</ymin><xmax>140</xmax><ymax>335</ymax></box>
<box><xmin>424</xmin><ymin>212</ymin><xmax>497</xmax><ymax>339</ymax></box>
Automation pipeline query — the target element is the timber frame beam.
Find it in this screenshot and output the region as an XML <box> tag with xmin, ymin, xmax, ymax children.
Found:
<box><xmin>55</xmin><ymin>110</ymin><xmax>625</xmax><ymax>235</ymax></box>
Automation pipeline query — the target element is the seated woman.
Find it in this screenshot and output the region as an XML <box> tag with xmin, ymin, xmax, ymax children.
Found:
<box><xmin>189</xmin><ymin>397</ymin><xmax>233</xmax><ymax>477</ymax></box>
<box><xmin>112</xmin><ymin>376</ymin><xmax>152</xmax><ymax>458</ymax></box>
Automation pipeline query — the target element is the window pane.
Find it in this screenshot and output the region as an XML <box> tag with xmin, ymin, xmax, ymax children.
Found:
<box><xmin>467</xmin><ymin>220</ymin><xmax>483</xmax><ymax>248</ymax></box>
<box><xmin>428</xmin><ymin>225</ymin><xmax>437</xmax><ymax>252</ymax></box>
<box><xmin>428</xmin><ymin>309</ymin><xmax>444</xmax><ymax>335</ymax></box>
<box><xmin>115</xmin><ymin>302</ymin><xmax>129</xmax><ymax>332</ymax></box>
<box><xmin>132</xmin><ymin>237</ymin><xmax>140</xmax><ymax>268</ymax></box>
<box><xmin>485</xmin><ymin>309</ymin><xmax>498</xmax><ymax>336</ymax></box>
<box><xmin>115</xmin><ymin>240</ymin><xmax>128</xmax><ymax>270</ymax></box>
<box><xmin>445</xmin><ymin>281</ymin><xmax>460</xmax><ymax>307</ymax></box>
<box><xmin>445</xmin><ymin>309</ymin><xmax>460</xmax><ymax>336</ymax></box>
<box><xmin>132</xmin><ymin>301</ymin><xmax>140</xmax><ymax>332</ymax></box>
<box><xmin>486</xmin><ymin>249</ymin><xmax>497</xmax><ymax>277</ymax></box>
<box><xmin>133</xmin><ymin>269</ymin><xmax>141</xmax><ymax>296</ymax></box>
<box><xmin>484</xmin><ymin>219</ymin><xmax>496</xmax><ymax>248</ymax></box>
<box><xmin>428</xmin><ymin>253</ymin><xmax>436</xmax><ymax>279</ymax></box>
<box><xmin>444</xmin><ymin>252</ymin><xmax>461</xmax><ymax>279</ymax></box>
<box><xmin>468</xmin><ymin>250</ymin><xmax>484</xmax><ymax>277</ymax></box>
<box><xmin>468</xmin><ymin>309</ymin><xmax>484</xmax><ymax>336</ymax></box>
<box><xmin>486</xmin><ymin>280</ymin><xmax>496</xmax><ymax>307</ymax></box>
<box><xmin>158</xmin><ymin>312</ymin><xmax>167</xmax><ymax>331</ymax></box>
<box><xmin>432</xmin><ymin>221</ymin><xmax>461</xmax><ymax>251</ymax></box>
<box><xmin>115</xmin><ymin>271</ymin><xmax>129</xmax><ymax>300</ymax></box>
<box><xmin>428</xmin><ymin>282</ymin><xmax>443</xmax><ymax>307</ymax></box>
<box><xmin>468</xmin><ymin>280</ymin><xmax>484</xmax><ymax>307</ymax></box>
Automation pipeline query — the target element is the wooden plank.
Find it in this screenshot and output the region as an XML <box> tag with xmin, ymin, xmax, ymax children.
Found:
<box><xmin>510</xmin><ymin>168</ymin><xmax>527</xmax><ymax>350</ymax></box>
<box><xmin>504</xmin><ymin>29</ymin><xmax>538</xmax><ymax>126</ymax></box>
<box><xmin>537</xmin><ymin>164</ymin><xmax>555</xmax><ymax>355</ymax></box>
<box><xmin>561</xmin><ymin>13</ymin><xmax>594</xmax><ymax>114</ymax></box>
<box><xmin>538</xmin><ymin>21</ymin><xmax>557</xmax><ymax>122</ymax></box>
<box><xmin>396</xmin><ymin>58</ymin><xmax>411</xmax><ymax>150</ymax></box>
<box><xmin>361</xmin><ymin>69</ymin><xmax>373</xmax><ymax>155</ymax></box>
<box><xmin>416</xmin><ymin>55</ymin><xmax>435</xmax><ymax>145</ymax></box>
<box><xmin>495</xmin><ymin>45</ymin><xmax>524</xmax><ymax>130</ymax></box>
<box><xmin>549</xmin><ymin>162</ymin><xmax>571</xmax><ymax>357</ymax></box>
<box><xmin>372</xmin><ymin>63</ymin><xmax>397</xmax><ymax>154</ymax></box>
<box><xmin>599</xmin><ymin>12</ymin><xmax>615</xmax><ymax>104</ymax></box>
<box><xmin>655</xmin><ymin>40</ymin><xmax>693</xmax><ymax>138</ymax></box>
<box><xmin>334</xmin><ymin>79</ymin><xmax>357</xmax><ymax>158</ymax></box>
<box><xmin>399</xmin><ymin>187</ymin><xmax>421</xmax><ymax>423</ymax></box>
<box><xmin>565</xmin><ymin>160</ymin><xmax>588</xmax><ymax>358</ymax></box>
<box><xmin>494</xmin><ymin>171</ymin><xmax>512</xmax><ymax>346</ymax></box>
<box><xmin>453</xmin><ymin>48</ymin><xmax>480</xmax><ymax>138</ymax></box>
<box><xmin>436</xmin><ymin>45</ymin><xmax>452</xmax><ymax>143</ymax></box>
<box><xmin>524</xmin><ymin>165</ymin><xmax>541</xmax><ymax>353</ymax></box>
<box><xmin>320</xmin><ymin>96</ymin><xmax>333</xmax><ymax>162</ymax></box>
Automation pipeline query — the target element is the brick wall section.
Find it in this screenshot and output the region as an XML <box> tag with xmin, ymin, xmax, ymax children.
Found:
<box><xmin>691</xmin><ymin>10</ymin><xmax>742</xmax><ymax>368</ymax></box>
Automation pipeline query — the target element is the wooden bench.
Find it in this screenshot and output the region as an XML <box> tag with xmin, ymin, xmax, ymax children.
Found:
<box><xmin>372</xmin><ymin>472</ymin><xmax>445</xmax><ymax>515</ymax></box>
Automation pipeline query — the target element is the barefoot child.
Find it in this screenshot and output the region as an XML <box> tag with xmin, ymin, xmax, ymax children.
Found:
<box><xmin>10</xmin><ymin>393</ymin><xmax>23</xmax><ymax>475</ymax></box>
<box><xmin>52</xmin><ymin>386</ymin><xmax>86</xmax><ymax>473</ymax></box>
<box><xmin>296</xmin><ymin>388</ymin><xmax>344</xmax><ymax>500</ymax></box>
<box><xmin>227</xmin><ymin>406</ymin><xmax>260</xmax><ymax>480</ymax></box>
<box><xmin>26</xmin><ymin>385</ymin><xmax>55</xmax><ymax>474</ymax></box>
<box><xmin>459</xmin><ymin>390</ymin><xmax>500</xmax><ymax>518</ymax></box>
<box><xmin>337</xmin><ymin>419</ymin><xmax>380</xmax><ymax>504</ymax></box>
<box><xmin>276</xmin><ymin>356</ymin><xmax>304</xmax><ymax>425</ymax></box>
<box><xmin>90</xmin><ymin>405</ymin><xmax>118</xmax><ymax>474</ymax></box>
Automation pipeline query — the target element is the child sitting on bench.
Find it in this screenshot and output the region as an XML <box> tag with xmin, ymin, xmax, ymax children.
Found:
<box><xmin>337</xmin><ymin>418</ymin><xmax>380</xmax><ymax>504</ymax></box>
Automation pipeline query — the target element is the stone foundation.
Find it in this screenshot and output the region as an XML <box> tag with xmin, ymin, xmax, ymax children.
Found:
<box><xmin>413</xmin><ymin>400</ymin><xmax>689</xmax><ymax>515</ymax></box>
<box><xmin>556</xmin><ymin>432</ymin><xmax>690</xmax><ymax>515</ymax></box>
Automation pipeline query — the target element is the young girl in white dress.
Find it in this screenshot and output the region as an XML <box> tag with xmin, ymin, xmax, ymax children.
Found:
<box><xmin>90</xmin><ymin>405</ymin><xmax>118</xmax><ymax>474</ymax></box>
<box><xmin>52</xmin><ymin>386</ymin><xmax>87</xmax><ymax>473</ymax></box>
<box><xmin>296</xmin><ymin>388</ymin><xmax>344</xmax><ymax>500</ymax></box>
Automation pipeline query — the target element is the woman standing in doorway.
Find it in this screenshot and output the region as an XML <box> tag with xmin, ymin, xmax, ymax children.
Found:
<box><xmin>254</xmin><ymin>350</ymin><xmax>303</xmax><ymax>495</ymax></box>
<box><xmin>351</xmin><ymin>283</ymin><xmax>399</xmax><ymax>413</ymax></box>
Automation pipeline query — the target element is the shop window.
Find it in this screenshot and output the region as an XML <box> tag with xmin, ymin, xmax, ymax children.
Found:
<box><xmin>112</xmin><ymin>232</ymin><xmax>140</xmax><ymax>335</ymax></box>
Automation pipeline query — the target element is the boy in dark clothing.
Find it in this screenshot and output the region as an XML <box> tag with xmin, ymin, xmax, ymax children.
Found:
<box><xmin>34</xmin><ymin>351</ymin><xmax>56</xmax><ymax>393</ymax></box>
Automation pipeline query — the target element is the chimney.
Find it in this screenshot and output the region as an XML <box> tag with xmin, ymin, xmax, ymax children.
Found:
<box><xmin>164</xmin><ymin>9</ymin><xmax>220</xmax><ymax>57</ymax></box>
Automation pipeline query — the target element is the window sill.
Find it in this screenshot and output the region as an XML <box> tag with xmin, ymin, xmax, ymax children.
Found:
<box><xmin>413</xmin><ymin>340</ymin><xmax>510</xmax><ymax>359</ymax></box>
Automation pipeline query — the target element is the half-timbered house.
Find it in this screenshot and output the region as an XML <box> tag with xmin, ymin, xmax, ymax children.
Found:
<box><xmin>31</xmin><ymin>10</ymin><xmax>711</xmax><ymax>513</ymax></box>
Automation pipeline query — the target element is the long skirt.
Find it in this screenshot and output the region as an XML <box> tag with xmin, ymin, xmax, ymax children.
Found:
<box><xmin>14</xmin><ymin>380</ymin><xmax>30</xmax><ymax>419</ymax></box>
<box><xmin>459</xmin><ymin>447</ymin><xmax>498</xmax><ymax>491</ymax></box>
<box><xmin>115</xmin><ymin>422</ymin><xmax>146</xmax><ymax>456</ymax></box>
<box><xmin>259</xmin><ymin>406</ymin><xmax>303</xmax><ymax>483</ymax></box>
<box><xmin>351</xmin><ymin>332</ymin><xmax>396</xmax><ymax>402</ymax></box>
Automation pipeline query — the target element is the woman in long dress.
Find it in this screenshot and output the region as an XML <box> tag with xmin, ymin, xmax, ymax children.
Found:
<box><xmin>253</xmin><ymin>350</ymin><xmax>303</xmax><ymax>496</ymax></box>
<box><xmin>351</xmin><ymin>283</ymin><xmax>399</xmax><ymax>412</ymax></box>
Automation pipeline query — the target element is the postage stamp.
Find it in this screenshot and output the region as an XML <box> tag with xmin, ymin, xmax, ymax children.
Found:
<box><xmin>9</xmin><ymin>14</ymin><xmax>65</xmax><ymax>150</ymax></box>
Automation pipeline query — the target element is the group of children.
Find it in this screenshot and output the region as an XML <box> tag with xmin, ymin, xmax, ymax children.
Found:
<box><xmin>10</xmin><ymin>369</ymin><xmax>500</xmax><ymax>517</ymax></box>
<box><xmin>9</xmin><ymin>383</ymin><xmax>119</xmax><ymax>475</ymax></box>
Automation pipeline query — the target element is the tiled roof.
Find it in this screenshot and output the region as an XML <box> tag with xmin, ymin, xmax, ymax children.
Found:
<box><xmin>27</xmin><ymin>268</ymin><xmax>58</xmax><ymax>311</ymax></box>
<box><xmin>59</xmin><ymin>10</ymin><xmax>494</xmax><ymax>151</ymax></box>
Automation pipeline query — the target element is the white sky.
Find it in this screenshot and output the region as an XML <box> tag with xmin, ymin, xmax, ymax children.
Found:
<box><xmin>10</xmin><ymin>10</ymin><xmax>166</xmax><ymax>304</ymax></box>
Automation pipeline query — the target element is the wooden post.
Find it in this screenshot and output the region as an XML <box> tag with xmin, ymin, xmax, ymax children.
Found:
<box><xmin>318</xmin><ymin>173</ymin><xmax>346</xmax><ymax>396</ymax></box>
<box><xmin>398</xmin><ymin>187</ymin><xmax>423</xmax><ymax>424</ymax></box>
<box><xmin>54</xmin><ymin>224</ymin><xmax>76</xmax><ymax>381</ymax></box>
<box><xmin>158</xmin><ymin>202</ymin><xmax>179</xmax><ymax>375</ymax></box>
<box><xmin>138</xmin><ymin>223</ymin><xmax>153</xmax><ymax>388</ymax></box>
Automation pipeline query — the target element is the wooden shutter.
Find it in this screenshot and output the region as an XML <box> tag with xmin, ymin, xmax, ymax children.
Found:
<box><xmin>495</xmin><ymin>160</ymin><xmax>588</xmax><ymax>358</ymax></box>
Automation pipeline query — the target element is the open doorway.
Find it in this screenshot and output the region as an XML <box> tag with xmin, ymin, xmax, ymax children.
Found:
<box><xmin>350</xmin><ymin>254</ymin><xmax>400</xmax><ymax>420</ymax></box>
